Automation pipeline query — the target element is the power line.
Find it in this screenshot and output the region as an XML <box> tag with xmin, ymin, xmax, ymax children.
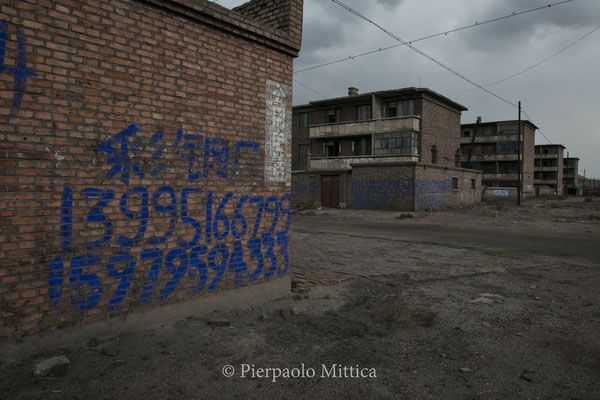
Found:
<box><xmin>295</xmin><ymin>0</ymin><xmax>575</xmax><ymax>75</ymax></box>
<box><xmin>293</xmin><ymin>78</ymin><xmax>327</xmax><ymax>99</ymax></box>
<box><xmin>331</xmin><ymin>0</ymin><xmax>518</xmax><ymax>108</ymax></box>
<box><xmin>522</xmin><ymin>109</ymin><xmax>553</xmax><ymax>144</ymax></box>
<box><xmin>449</xmin><ymin>23</ymin><xmax>600</xmax><ymax>95</ymax></box>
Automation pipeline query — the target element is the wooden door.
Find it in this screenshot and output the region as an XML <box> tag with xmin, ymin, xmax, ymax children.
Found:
<box><xmin>321</xmin><ymin>175</ymin><xmax>340</xmax><ymax>208</ymax></box>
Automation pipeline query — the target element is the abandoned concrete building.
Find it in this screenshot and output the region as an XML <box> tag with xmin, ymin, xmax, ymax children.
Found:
<box><xmin>534</xmin><ymin>144</ymin><xmax>566</xmax><ymax>195</ymax></box>
<box><xmin>460</xmin><ymin>120</ymin><xmax>537</xmax><ymax>198</ymax></box>
<box><xmin>563</xmin><ymin>157</ymin><xmax>580</xmax><ymax>195</ymax></box>
<box><xmin>291</xmin><ymin>87</ymin><xmax>482</xmax><ymax>211</ymax></box>
<box><xmin>0</xmin><ymin>0</ymin><xmax>302</xmax><ymax>350</ymax></box>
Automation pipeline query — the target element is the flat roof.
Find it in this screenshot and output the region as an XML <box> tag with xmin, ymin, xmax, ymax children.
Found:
<box><xmin>294</xmin><ymin>87</ymin><xmax>467</xmax><ymax>112</ymax></box>
<box><xmin>535</xmin><ymin>144</ymin><xmax>566</xmax><ymax>149</ymax></box>
<box><xmin>461</xmin><ymin>119</ymin><xmax>539</xmax><ymax>130</ymax></box>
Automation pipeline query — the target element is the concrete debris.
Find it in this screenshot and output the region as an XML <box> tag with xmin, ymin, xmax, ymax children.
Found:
<box><xmin>459</xmin><ymin>367</ymin><xmax>472</xmax><ymax>373</ymax></box>
<box><xmin>290</xmin><ymin>307</ymin><xmax>307</xmax><ymax>316</ymax></box>
<box><xmin>207</xmin><ymin>318</ymin><xmax>231</xmax><ymax>327</ymax></box>
<box><xmin>33</xmin><ymin>355</ymin><xmax>70</xmax><ymax>377</ymax></box>
<box><xmin>101</xmin><ymin>346</ymin><xmax>121</xmax><ymax>357</ymax></box>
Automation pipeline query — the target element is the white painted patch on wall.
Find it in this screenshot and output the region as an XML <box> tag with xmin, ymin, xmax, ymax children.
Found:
<box><xmin>264</xmin><ymin>79</ymin><xmax>291</xmax><ymax>183</ymax></box>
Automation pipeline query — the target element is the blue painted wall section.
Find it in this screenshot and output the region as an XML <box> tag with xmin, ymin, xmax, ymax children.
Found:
<box><xmin>48</xmin><ymin>126</ymin><xmax>291</xmax><ymax>312</ymax></box>
<box><xmin>0</xmin><ymin>20</ymin><xmax>37</xmax><ymax>115</ymax></box>
<box><xmin>351</xmin><ymin>178</ymin><xmax>452</xmax><ymax>209</ymax></box>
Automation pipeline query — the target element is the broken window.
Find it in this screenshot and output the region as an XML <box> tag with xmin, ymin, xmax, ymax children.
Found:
<box><xmin>356</xmin><ymin>105</ymin><xmax>371</xmax><ymax>121</ymax></box>
<box><xmin>327</xmin><ymin>109</ymin><xmax>340</xmax><ymax>124</ymax></box>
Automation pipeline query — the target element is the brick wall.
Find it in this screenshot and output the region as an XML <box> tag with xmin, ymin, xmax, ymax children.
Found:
<box><xmin>349</xmin><ymin>164</ymin><xmax>416</xmax><ymax>210</ymax></box>
<box><xmin>522</xmin><ymin>124</ymin><xmax>535</xmax><ymax>196</ymax></box>
<box><xmin>414</xmin><ymin>164</ymin><xmax>482</xmax><ymax>210</ymax></box>
<box><xmin>420</xmin><ymin>96</ymin><xmax>462</xmax><ymax>168</ymax></box>
<box><xmin>0</xmin><ymin>0</ymin><xmax>302</xmax><ymax>342</ymax></box>
<box><xmin>292</xmin><ymin>163</ymin><xmax>481</xmax><ymax>211</ymax></box>
<box><xmin>291</xmin><ymin>171</ymin><xmax>318</xmax><ymax>207</ymax></box>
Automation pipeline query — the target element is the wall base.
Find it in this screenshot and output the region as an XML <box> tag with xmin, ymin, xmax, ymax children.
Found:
<box><xmin>1</xmin><ymin>277</ymin><xmax>290</xmax><ymax>362</ymax></box>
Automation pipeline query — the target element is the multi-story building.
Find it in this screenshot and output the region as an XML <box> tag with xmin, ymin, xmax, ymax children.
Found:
<box><xmin>459</xmin><ymin>120</ymin><xmax>537</xmax><ymax>197</ymax></box>
<box><xmin>534</xmin><ymin>144</ymin><xmax>565</xmax><ymax>195</ymax></box>
<box><xmin>563</xmin><ymin>157</ymin><xmax>580</xmax><ymax>195</ymax></box>
<box><xmin>291</xmin><ymin>87</ymin><xmax>482</xmax><ymax>211</ymax></box>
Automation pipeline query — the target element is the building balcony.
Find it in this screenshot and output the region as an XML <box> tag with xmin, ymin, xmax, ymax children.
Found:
<box><xmin>482</xmin><ymin>173</ymin><xmax>518</xmax><ymax>180</ymax></box>
<box><xmin>467</xmin><ymin>154</ymin><xmax>519</xmax><ymax>162</ymax></box>
<box><xmin>535</xmin><ymin>153</ymin><xmax>558</xmax><ymax>159</ymax></box>
<box><xmin>459</xmin><ymin>134</ymin><xmax>521</xmax><ymax>144</ymax></box>
<box><xmin>535</xmin><ymin>179</ymin><xmax>558</xmax><ymax>185</ymax></box>
<box><xmin>309</xmin><ymin>116</ymin><xmax>420</xmax><ymax>139</ymax></box>
<box><xmin>310</xmin><ymin>155</ymin><xmax>419</xmax><ymax>170</ymax></box>
<box><xmin>535</xmin><ymin>166</ymin><xmax>558</xmax><ymax>172</ymax></box>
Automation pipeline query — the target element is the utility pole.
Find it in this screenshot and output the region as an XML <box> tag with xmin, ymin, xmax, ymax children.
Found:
<box><xmin>466</xmin><ymin>116</ymin><xmax>481</xmax><ymax>169</ymax></box>
<box><xmin>583</xmin><ymin>169</ymin><xmax>586</xmax><ymax>196</ymax></box>
<box><xmin>517</xmin><ymin>101</ymin><xmax>522</xmax><ymax>206</ymax></box>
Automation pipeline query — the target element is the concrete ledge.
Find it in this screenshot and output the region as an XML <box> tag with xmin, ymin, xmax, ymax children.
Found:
<box><xmin>1</xmin><ymin>277</ymin><xmax>290</xmax><ymax>362</ymax></box>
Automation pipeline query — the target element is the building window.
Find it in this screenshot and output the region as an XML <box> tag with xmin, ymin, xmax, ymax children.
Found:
<box><xmin>497</xmin><ymin>141</ymin><xmax>519</xmax><ymax>154</ymax></box>
<box><xmin>325</xmin><ymin>141</ymin><xmax>340</xmax><ymax>157</ymax></box>
<box><xmin>463</xmin><ymin>129</ymin><xmax>472</xmax><ymax>137</ymax></box>
<box><xmin>483</xmin><ymin>126</ymin><xmax>495</xmax><ymax>136</ymax></box>
<box><xmin>471</xmin><ymin>179</ymin><xmax>476</xmax><ymax>189</ymax></box>
<box><xmin>498</xmin><ymin>122</ymin><xmax>518</xmax><ymax>134</ymax></box>
<box><xmin>353</xmin><ymin>137</ymin><xmax>371</xmax><ymax>156</ymax></box>
<box><xmin>373</xmin><ymin>131</ymin><xmax>419</xmax><ymax>155</ymax></box>
<box><xmin>298</xmin><ymin>112</ymin><xmax>309</xmax><ymax>128</ymax></box>
<box><xmin>383</xmin><ymin>100</ymin><xmax>414</xmax><ymax>118</ymax></box>
<box><xmin>455</xmin><ymin>149</ymin><xmax>461</xmax><ymax>167</ymax></box>
<box><xmin>327</xmin><ymin>109</ymin><xmax>340</xmax><ymax>124</ymax></box>
<box><xmin>452</xmin><ymin>177</ymin><xmax>458</xmax><ymax>190</ymax></box>
<box><xmin>298</xmin><ymin>143</ymin><xmax>309</xmax><ymax>161</ymax></box>
<box><xmin>356</xmin><ymin>105</ymin><xmax>371</xmax><ymax>121</ymax></box>
<box><xmin>431</xmin><ymin>145</ymin><xmax>438</xmax><ymax>164</ymax></box>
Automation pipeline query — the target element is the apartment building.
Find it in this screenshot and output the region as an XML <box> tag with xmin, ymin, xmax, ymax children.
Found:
<box><xmin>563</xmin><ymin>157</ymin><xmax>580</xmax><ymax>195</ymax></box>
<box><xmin>291</xmin><ymin>87</ymin><xmax>482</xmax><ymax>211</ymax></box>
<box><xmin>534</xmin><ymin>144</ymin><xmax>565</xmax><ymax>195</ymax></box>
<box><xmin>460</xmin><ymin>120</ymin><xmax>537</xmax><ymax>197</ymax></box>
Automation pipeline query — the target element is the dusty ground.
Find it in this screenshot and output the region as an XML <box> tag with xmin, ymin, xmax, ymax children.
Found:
<box><xmin>1</xmin><ymin>197</ymin><xmax>599</xmax><ymax>399</ymax></box>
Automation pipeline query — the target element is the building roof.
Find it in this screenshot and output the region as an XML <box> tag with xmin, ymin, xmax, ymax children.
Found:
<box><xmin>535</xmin><ymin>144</ymin><xmax>566</xmax><ymax>149</ymax></box>
<box><xmin>294</xmin><ymin>87</ymin><xmax>468</xmax><ymax>112</ymax></box>
<box><xmin>461</xmin><ymin>119</ymin><xmax>539</xmax><ymax>130</ymax></box>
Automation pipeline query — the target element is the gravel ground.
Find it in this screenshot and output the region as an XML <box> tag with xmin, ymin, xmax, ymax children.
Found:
<box><xmin>1</xmin><ymin>197</ymin><xmax>599</xmax><ymax>399</ymax></box>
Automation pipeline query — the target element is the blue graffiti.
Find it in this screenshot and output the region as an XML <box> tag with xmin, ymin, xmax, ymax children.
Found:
<box><xmin>291</xmin><ymin>181</ymin><xmax>316</xmax><ymax>196</ymax></box>
<box><xmin>49</xmin><ymin>186</ymin><xmax>292</xmax><ymax>311</ymax></box>
<box><xmin>351</xmin><ymin>178</ymin><xmax>452</xmax><ymax>209</ymax></box>
<box><xmin>0</xmin><ymin>20</ymin><xmax>37</xmax><ymax>115</ymax></box>
<box><xmin>96</xmin><ymin>126</ymin><xmax>260</xmax><ymax>184</ymax></box>
<box><xmin>351</xmin><ymin>178</ymin><xmax>414</xmax><ymax>208</ymax></box>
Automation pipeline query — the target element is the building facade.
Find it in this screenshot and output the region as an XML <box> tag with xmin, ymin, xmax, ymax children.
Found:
<box><xmin>292</xmin><ymin>87</ymin><xmax>482</xmax><ymax>211</ymax></box>
<box><xmin>534</xmin><ymin>145</ymin><xmax>565</xmax><ymax>195</ymax></box>
<box><xmin>563</xmin><ymin>157</ymin><xmax>580</xmax><ymax>195</ymax></box>
<box><xmin>460</xmin><ymin>120</ymin><xmax>537</xmax><ymax>197</ymax></box>
<box><xmin>0</xmin><ymin>0</ymin><xmax>302</xmax><ymax>346</ymax></box>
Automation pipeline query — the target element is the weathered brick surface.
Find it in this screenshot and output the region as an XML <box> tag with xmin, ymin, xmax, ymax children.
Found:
<box><xmin>293</xmin><ymin>163</ymin><xmax>481</xmax><ymax>212</ymax></box>
<box><xmin>0</xmin><ymin>0</ymin><xmax>302</xmax><ymax>341</ymax></box>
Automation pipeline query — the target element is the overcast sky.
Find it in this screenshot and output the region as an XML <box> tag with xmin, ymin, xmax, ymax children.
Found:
<box><xmin>217</xmin><ymin>0</ymin><xmax>600</xmax><ymax>179</ymax></box>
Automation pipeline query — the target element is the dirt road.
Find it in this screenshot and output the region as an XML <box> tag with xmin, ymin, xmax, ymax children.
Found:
<box><xmin>1</xmin><ymin>198</ymin><xmax>599</xmax><ymax>399</ymax></box>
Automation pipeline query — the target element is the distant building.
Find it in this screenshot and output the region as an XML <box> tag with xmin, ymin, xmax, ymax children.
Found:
<box><xmin>291</xmin><ymin>87</ymin><xmax>482</xmax><ymax>211</ymax></box>
<box><xmin>534</xmin><ymin>144</ymin><xmax>565</xmax><ymax>195</ymax></box>
<box><xmin>563</xmin><ymin>157</ymin><xmax>580</xmax><ymax>195</ymax></box>
<box><xmin>460</xmin><ymin>120</ymin><xmax>537</xmax><ymax>197</ymax></box>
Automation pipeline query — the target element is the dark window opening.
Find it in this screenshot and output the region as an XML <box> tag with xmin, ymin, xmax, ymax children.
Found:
<box><xmin>298</xmin><ymin>112</ymin><xmax>309</xmax><ymax>128</ymax></box>
<box><xmin>327</xmin><ymin>109</ymin><xmax>340</xmax><ymax>124</ymax></box>
<box><xmin>325</xmin><ymin>141</ymin><xmax>340</xmax><ymax>157</ymax></box>
<box><xmin>431</xmin><ymin>145</ymin><xmax>438</xmax><ymax>164</ymax></box>
<box><xmin>356</xmin><ymin>105</ymin><xmax>371</xmax><ymax>121</ymax></box>
<box><xmin>452</xmin><ymin>177</ymin><xmax>458</xmax><ymax>190</ymax></box>
<box><xmin>353</xmin><ymin>138</ymin><xmax>371</xmax><ymax>156</ymax></box>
